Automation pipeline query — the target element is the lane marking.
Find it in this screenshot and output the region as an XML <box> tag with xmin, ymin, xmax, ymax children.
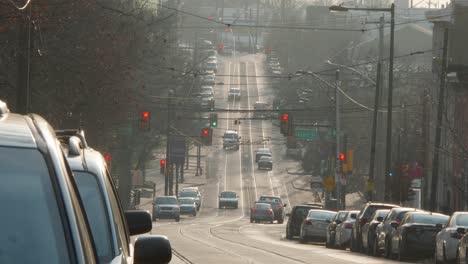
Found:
<box><xmin>245</xmin><ymin>62</ymin><xmax>259</xmax><ymax>201</ymax></box>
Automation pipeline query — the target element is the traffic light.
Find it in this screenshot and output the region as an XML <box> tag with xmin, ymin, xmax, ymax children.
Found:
<box><xmin>210</xmin><ymin>113</ymin><xmax>218</xmax><ymax>127</ymax></box>
<box><xmin>201</xmin><ymin>128</ymin><xmax>212</xmax><ymax>146</ymax></box>
<box><xmin>338</xmin><ymin>153</ymin><xmax>345</xmax><ymax>161</ymax></box>
<box><xmin>139</xmin><ymin>111</ymin><xmax>150</xmax><ymax>131</ymax></box>
<box><xmin>160</xmin><ymin>159</ymin><xmax>166</xmax><ymax>174</ymax></box>
<box><xmin>280</xmin><ymin>113</ymin><xmax>290</xmax><ymax>136</ymax></box>
<box><xmin>209</xmin><ymin>99</ymin><xmax>215</xmax><ymax>111</ymax></box>
<box><xmin>273</xmin><ymin>99</ymin><xmax>280</xmax><ymax>111</ymax></box>
<box><xmin>218</xmin><ymin>44</ymin><xmax>224</xmax><ymax>51</ymax></box>
<box><xmin>104</xmin><ymin>154</ymin><xmax>112</xmax><ymax>172</ymax></box>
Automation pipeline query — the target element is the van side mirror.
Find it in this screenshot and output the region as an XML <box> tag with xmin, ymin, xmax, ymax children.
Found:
<box><xmin>325</xmin><ymin>219</ymin><xmax>331</xmax><ymax>224</ymax></box>
<box><xmin>284</xmin><ymin>204</ymin><xmax>287</xmax><ymax>207</ymax></box>
<box><xmin>377</xmin><ymin>216</ymin><xmax>384</xmax><ymax>222</ymax></box>
<box><xmin>125</xmin><ymin>210</ymin><xmax>152</xmax><ymax>236</ymax></box>
<box><xmin>335</xmin><ymin>220</ymin><xmax>342</xmax><ymax>225</ymax></box>
<box><xmin>390</xmin><ymin>221</ymin><xmax>399</xmax><ymax>229</ymax></box>
<box><xmin>457</xmin><ymin>227</ymin><xmax>466</xmax><ymax>234</ymax></box>
<box><xmin>134</xmin><ymin>235</ymin><xmax>172</xmax><ymax>264</ymax></box>
<box><xmin>350</xmin><ymin>213</ymin><xmax>357</xmax><ymax>219</ymax></box>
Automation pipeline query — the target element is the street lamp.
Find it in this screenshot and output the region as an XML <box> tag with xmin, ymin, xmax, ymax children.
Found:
<box><xmin>329</xmin><ymin>3</ymin><xmax>395</xmax><ymax>202</ymax></box>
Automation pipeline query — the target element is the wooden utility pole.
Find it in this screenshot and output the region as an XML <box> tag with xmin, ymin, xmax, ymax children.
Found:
<box><xmin>16</xmin><ymin>7</ymin><xmax>33</xmax><ymax>114</ymax></box>
<box><xmin>430</xmin><ymin>28</ymin><xmax>449</xmax><ymax>211</ymax></box>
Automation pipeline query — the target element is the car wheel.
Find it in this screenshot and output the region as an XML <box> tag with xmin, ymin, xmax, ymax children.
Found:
<box><xmin>299</xmin><ymin>235</ymin><xmax>307</xmax><ymax>244</ymax></box>
<box><xmin>175</xmin><ymin>216</ymin><xmax>180</xmax><ymax>222</ymax></box>
<box><xmin>384</xmin><ymin>237</ymin><xmax>391</xmax><ymax>258</ymax></box>
<box><xmin>443</xmin><ymin>244</ymin><xmax>448</xmax><ymax>263</ymax></box>
<box><xmin>397</xmin><ymin>241</ymin><xmax>405</xmax><ymax>261</ymax></box>
<box><xmin>286</xmin><ymin>228</ymin><xmax>292</xmax><ymax>240</ymax></box>
<box><xmin>372</xmin><ymin>236</ymin><xmax>379</xmax><ymax>257</ymax></box>
<box><xmin>235</xmin><ymin>204</ymin><xmax>238</xmax><ymax>209</ymax></box>
<box><xmin>278</xmin><ymin>218</ymin><xmax>284</xmax><ymax>224</ymax></box>
<box><xmin>250</xmin><ymin>218</ymin><xmax>253</xmax><ymax>223</ymax></box>
<box><xmin>270</xmin><ymin>220</ymin><xmax>274</xmax><ymax>224</ymax></box>
<box><xmin>350</xmin><ymin>234</ymin><xmax>357</xmax><ymax>252</ymax></box>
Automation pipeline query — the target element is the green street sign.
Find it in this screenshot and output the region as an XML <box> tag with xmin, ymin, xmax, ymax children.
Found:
<box><xmin>295</xmin><ymin>129</ymin><xmax>318</xmax><ymax>140</ymax></box>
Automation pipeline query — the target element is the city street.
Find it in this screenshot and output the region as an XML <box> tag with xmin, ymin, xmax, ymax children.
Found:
<box><xmin>145</xmin><ymin>53</ymin><xmax>428</xmax><ymax>264</ymax></box>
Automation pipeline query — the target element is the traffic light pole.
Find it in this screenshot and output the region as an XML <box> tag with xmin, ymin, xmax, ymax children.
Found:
<box><xmin>335</xmin><ymin>70</ymin><xmax>342</xmax><ymax>211</ymax></box>
<box><xmin>165</xmin><ymin>90</ymin><xmax>174</xmax><ymax>196</ymax></box>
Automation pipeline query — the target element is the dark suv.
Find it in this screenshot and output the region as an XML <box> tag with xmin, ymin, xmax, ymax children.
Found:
<box><xmin>0</xmin><ymin>101</ymin><xmax>97</xmax><ymax>263</ymax></box>
<box><xmin>350</xmin><ymin>202</ymin><xmax>399</xmax><ymax>252</ymax></box>
<box><xmin>59</xmin><ymin>131</ymin><xmax>172</xmax><ymax>263</ymax></box>
<box><xmin>286</xmin><ymin>204</ymin><xmax>323</xmax><ymax>239</ymax></box>
<box><xmin>258</xmin><ymin>195</ymin><xmax>287</xmax><ymax>224</ymax></box>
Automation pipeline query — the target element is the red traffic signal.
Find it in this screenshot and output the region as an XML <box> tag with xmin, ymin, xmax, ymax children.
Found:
<box><xmin>218</xmin><ymin>44</ymin><xmax>224</xmax><ymax>50</ymax></box>
<box><xmin>160</xmin><ymin>159</ymin><xmax>166</xmax><ymax>166</ymax></box>
<box><xmin>202</xmin><ymin>128</ymin><xmax>209</xmax><ymax>136</ymax></box>
<box><xmin>105</xmin><ymin>155</ymin><xmax>111</xmax><ymax>162</ymax></box>
<box><xmin>339</xmin><ymin>153</ymin><xmax>345</xmax><ymax>161</ymax></box>
<box><xmin>281</xmin><ymin>113</ymin><xmax>289</xmax><ymax>121</ymax></box>
<box><xmin>142</xmin><ymin>111</ymin><xmax>150</xmax><ymax>119</ymax></box>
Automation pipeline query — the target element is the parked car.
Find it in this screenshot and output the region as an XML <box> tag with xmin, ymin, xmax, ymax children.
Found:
<box><xmin>457</xmin><ymin>230</ymin><xmax>468</xmax><ymax>264</ymax></box>
<box><xmin>335</xmin><ymin>210</ymin><xmax>359</xmax><ymax>249</ymax></box>
<box><xmin>300</xmin><ymin>209</ymin><xmax>337</xmax><ymax>243</ymax></box>
<box><xmin>435</xmin><ymin>212</ymin><xmax>468</xmax><ymax>263</ymax></box>
<box><xmin>179</xmin><ymin>187</ymin><xmax>202</xmax><ymax>210</ymax></box>
<box><xmin>351</xmin><ymin>202</ymin><xmax>399</xmax><ymax>252</ymax></box>
<box><xmin>178</xmin><ymin>197</ymin><xmax>197</xmax><ymax>217</ymax></box>
<box><xmin>228</xmin><ymin>87</ymin><xmax>241</xmax><ymax>100</ymax></box>
<box><xmin>152</xmin><ymin>196</ymin><xmax>180</xmax><ymax>222</ymax></box>
<box><xmin>361</xmin><ymin>209</ymin><xmax>390</xmax><ymax>255</ymax></box>
<box><xmin>286</xmin><ymin>204</ymin><xmax>324</xmax><ymax>239</ymax></box>
<box><xmin>326</xmin><ymin>210</ymin><xmax>348</xmax><ymax>248</ymax></box>
<box><xmin>250</xmin><ymin>203</ymin><xmax>274</xmax><ymax>223</ymax></box>
<box><xmin>258</xmin><ymin>156</ymin><xmax>273</xmax><ymax>170</ymax></box>
<box><xmin>374</xmin><ymin>207</ymin><xmax>422</xmax><ymax>257</ymax></box>
<box><xmin>201</xmin><ymin>74</ymin><xmax>216</xmax><ymax>85</ymax></box>
<box><xmin>390</xmin><ymin>211</ymin><xmax>449</xmax><ymax>261</ymax></box>
<box><xmin>60</xmin><ymin>132</ymin><xmax>170</xmax><ymax>263</ymax></box>
<box><xmin>223</xmin><ymin>130</ymin><xmax>240</xmax><ymax>150</ymax></box>
<box><xmin>255</xmin><ymin>147</ymin><xmax>272</xmax><ymax>162</ymax></box>
<box><xmin>200</xmin><ymin>85</ymin><xmax>214</xmax><ymax>96</ymax></box>
<box><xmin>204</xmin><ymin>61</ymin><xmax>218</xmax><ymax>73</ymax></box>
<box><xmin>258</xmin><ymin>195</ymin><xmax>287</xmax><ymax>223</ymax></box>
<box><xmin>218</xmin><ymin>190</ymin><xmax>239</xmax><ymax>209</ymax></box>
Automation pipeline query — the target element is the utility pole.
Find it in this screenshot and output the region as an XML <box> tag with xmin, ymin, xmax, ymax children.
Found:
<box><xmin>165</xmin><ymin>89</ymin><xmax>174</xmax><ymax>195</ymax></box>
<box><xmin>384</xmin><ymin>3</ymin><xmax>395</xmax><ymax>202</ymax></box>
<box><xmin>196</xmin><ymin>143</ymin><xmax>201</xmax><ymax>176</ymax></box>
<box><xmin>255</xmin><ymin>0</ymin><xmax>260</xmax><ymax>48</ymax></box>
<box><xmin>430</xmin><ymin>28</ymin><xmax>449</xmax><ymax>211</ymax></box>
<box><xmin>335</xmin><ymin>70</ymin><xmax>342</xmax><ymax>210</ymax></box>
<box><xmin>16</xmin><ymin>7</ymin><xmax>33</xmax><ymax>114</ymax></box>
<box><xmin>367</xmin><ymin>16</ymin><xmax>384</xmax><ymax>201</ymax></box>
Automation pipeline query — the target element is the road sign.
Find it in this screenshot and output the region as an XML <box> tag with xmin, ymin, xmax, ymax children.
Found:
<box><xmin>323</xmin><ymin>176</ymin><xmax>336</xmax><ymax>192</ymax></box>
<box><xmin>169</xmin><ymin>136</ymin><xmax>186</xmax><ymax>164</ymax></box>
<box><xmin>295</xmin><ymin>129</ymin><xmax>318</xmax><ymax>140</ymax></box>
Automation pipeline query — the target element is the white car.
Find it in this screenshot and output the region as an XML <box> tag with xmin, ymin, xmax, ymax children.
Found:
<box><xmin>201</xmin><ymin>86</ymin><xmax>214</xmax><ymax>95</ymax></box>
<box><xmin>435</xmin><ymin>212</ymin><xmax>468</xmax><ymax>263</ymax></box>
<box><xmin>204</xmin><ymin>62</ymin><xmax>218</xmax><ymax>73</ymax></box>
<box><xmin>228</xmin><ymin>87</ymin><xmax>241</xmax><ymax>100</ymax></box>
<box><xmin>335</xmin><ymin>210</ymin><xmax>359</xmax><ymax>249</ymax></box>
<box><xmin>179</xmin><ymin>187</ymin><xmax>202</xmax><ymax>210</ymax></box>
<box><xmin>223</xmin><ymin>130</ymin><xmax>240</xmax><ymax>150</ymax></box>
<box><xmin>202</xmin><ymin>75</ymin><xmax>216</xmax><ymax>85</ymax></box>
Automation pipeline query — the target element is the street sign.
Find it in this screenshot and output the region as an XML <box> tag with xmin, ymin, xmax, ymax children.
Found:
<box><xmin>323</xmin><ymin>176</ymin><xmax>336</xmax><ymax>192</ymax></box>
<box><xmin>295</xmin><ymin>129</ymin><xmax>318</xmax><ymax>140</ymax></box>
<box><xmin>169</xmin><ymin>135</ymin><xmax>186</xmax><ymax>164</ymax></box>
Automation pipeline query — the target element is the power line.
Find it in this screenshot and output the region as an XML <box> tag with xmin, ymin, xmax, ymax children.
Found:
<box><xmin>5</xmin><ymin>0</ymin><xmax>33</xmax><ymax>10</ymax></box>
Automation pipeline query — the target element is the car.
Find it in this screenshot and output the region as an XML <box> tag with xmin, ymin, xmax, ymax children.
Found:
<box><xmin>178</xmin><ymin>197</ymin><xmax>197</xmax><ymax>217</ymax></box>
<box><xmin>457</xmin><ymin>230</ymin><xmax>468</xmax><ymax>264</ymax></box>
<box><xmin>374</xmin><ymin>207</ymin><xmax>422</xmax><ymax>257</ymax></box>
<box><xmin>258</xmin><ymin>195</ymin><xmax>287</xmax><ymax>223</ymax></box>
<box><xmin>206</xmin><ymin>56</ymin><xmax>217</xmax><ymax>63</ymax></box>
<box><xmin>255</xmin><ymin>147</ymin><xmax>272</xmax><ymax>162</ymax></box>
<box><xmin>201</xmin><ymin>74</ymin><xmax>216</xmax><ymax>85</ymax></box>
<box><xmin>219</xmin><ymin>191</ymin><xmax>239</xmax><ymax>209</ymax></box>
<box><xmin>351</xmin><ymin>202</ymin><xmax>399</xmax><ymax>252</ymax></box>
<box><xmin>199</xmin><ymin>91</ymin><xmax>214</xmax><ymax>99</ymax></box>
<box><xmin>286</xmin><ymin>204</ymin><xmax>324</xmax><ymax>239</ymax></box>
<box><xmin>204</xmin><ymin>61</ymin><xmax>218</xmax><ymax>73</ymax></box>
<box><xmin>200</xmin><ymin>85</ymin><xmax>214</xmax><ymax>95</ymax></box>
<box><xmin>326</xmin><ymin>210</ymin><xmax>349</xmax><ymax>248</ymax></box>
<box><xmin>335</xmin><ymin>210</ymin><xmax>359</xmax><ymax>249</ymax></box>
<box><xmin>258</xmin><ymin>156</ymin><xmax>273</xmax><ymax>170</ymax></box>
<box><xmin>59</xmin><ymin>131</ymin><xmax>171</xmax><ymax>263</ymax></box>
<box><xmin>200</xmin><ymin>97</ymin><xmax>214</xmax><ymax>108</ymax></box>
<box><xmin>299</xmin><ymin>209</ymin><xmax>337</xmax><ymax>243</ymax></box>
<box><xmin>223</xmin><ymin>130</ymin><xmax>240</xmax><ymax>150</ymax></box>
<box><xmin>0</xmin><ymin>101</ymin><xmax>98</xmax><ymax>263</ymax></box>
<box><xmin>253</xmin><ymin>101</ymin><xmax>268</xmax><ymax>118</ymax></box>
<box><xmin>228</xmin><ymin>87</ymin><xmax>241</xmax><ymax>100</ymax></box>
<box><xmin>152</xmin><ymin>196</ymin><xmax>180</xmax><ymax>222</ymax></box>
<box><xmin>179</xmin><ymin>187</ymin><xmax>202</xmax><ymax>210</ymax></box>
<box><xmin>435</xmin><ymin>212</ymin><xmax>468</xmax><ymax>263</ymax></box>
<box><xmin>390</xmin><ymin>211</ymin><xmax>449</xmax><ymax>261</ymax></box>
<box><xmin>250</xmin><ymin>203</ymin><xmax>275</xmax><ymax>223</ymax></box>
<box><xmin>361</xmin><ymin>209</ymin><xmax>390</xmax><ymax>254</ymax></box>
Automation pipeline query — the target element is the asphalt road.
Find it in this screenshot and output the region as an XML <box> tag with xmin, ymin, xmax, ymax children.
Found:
<box><xmin>147</xmin><ymin>52</ymin><xmax>427</xmax><ymax>264</ymax></box>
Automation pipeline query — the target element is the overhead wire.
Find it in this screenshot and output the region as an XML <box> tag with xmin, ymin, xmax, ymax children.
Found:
<box><xmin>5</xmin><ymin>0</ymin><xmax>33</xmax><ymax>10</ymax></box>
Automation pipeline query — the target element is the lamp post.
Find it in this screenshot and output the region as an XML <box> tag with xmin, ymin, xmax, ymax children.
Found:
<box><xmin>329</xmin><ymin>3</ymin><xmax>395</xmax><ymax>202</ymax></box>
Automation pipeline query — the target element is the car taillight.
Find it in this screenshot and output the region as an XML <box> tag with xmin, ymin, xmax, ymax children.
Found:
<box><xmin>251</xmin><ymin>209</ymin><xmax>256</xmax><ymax>214</ymax></box>
<box><xmin>344</xmin><ymin>223</ymin><xmax>353</xmax><ymax>229</ymax></box>
<box><xmin>451</xmin><ymin>232</ymin><xmax>464</xmax><ymax>239</ymax></box>
<box><xmin>359</xmin><ymin>218</ymin><xmax>367</xmax><ymax>226</ymax></box>
<box><xmin>305</xmin><ymin>220</ymin><xmax>312</xmax><ymax>225</ymax></box>
<box><xmin>268</xmin><ymin>209</ymin><xmax>273</xmax><ymax>215</ymax></box>
<box><xmin>278</xmin><ymin>204</ymin><xmax>283</xmax><ymax>209</ymax></box>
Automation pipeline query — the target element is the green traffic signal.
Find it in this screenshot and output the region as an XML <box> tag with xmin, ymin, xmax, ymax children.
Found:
<box><xmin>212</xmin><ymin>121</ymin><xmax>217</xmax><ymax>127</ymax></box>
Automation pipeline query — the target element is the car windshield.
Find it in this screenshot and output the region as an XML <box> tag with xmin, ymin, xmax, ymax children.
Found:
<box><xmin>411</xmin><ymin>214</ymin><xmax>449</xmax><ymax>225</ymax></box>
<box><xmin>295</xmin><ymin>207</ymin><xmax>312</xmax><ymax>219</ymax></box>
<box><xmin>336</xmin><ymin>212</ymin><xmax>347</xmax><ymax>221</ymax></box>
<box><xmin>455</xmin><ymin>214</ymin><xmax>468</xmax><ymax>226</ymax></box>
<box><xmin>259</xmin><ymin>157</ymin><xmax>272</xmax><ymax>162</ymax></box>
<box><xmin>221</xmin><ymin>192</ymin><xmax>236</xmax><ymax>198</ymax></box>
<box><xmin>74</xmin><ymin>171</ymin><xmax>114</xmax><ymax>262</ymax></box>
<box><xmin>308</xmin><ymin>211</ymin><xmax>336</xmax><ymax>221</ymax></box>
<box><xmin>224</xmin><ymin>133</ymin><xmax>238</xmax><ymax>139</ymax></box>
<box><xmin>255</xmin><ymin>203</ymin><xmax>271</xmax><ymax>209</ymax></box>
<box><xmin>179</xmin><ymin>198</ymin><xmax>195</xmax><ymax>205</ymax></box>
<box><xmin>259</xmin><ymin>196</ymin><xmax>281</xmax><ymax>203</ymax></box>
<box><xmin>0</xmin><ymin>147</ymin><xmax>69</xmax><ymax>263</ymax></box>
<box><xmin>179</xmin><ymin>191</ymin><xmax>198</xmax><ymax>198</ymax></box>
<box><xmin>155</xmin><ymin>197</ymin><xmax>178</xmax><ymax>204</ymax></box>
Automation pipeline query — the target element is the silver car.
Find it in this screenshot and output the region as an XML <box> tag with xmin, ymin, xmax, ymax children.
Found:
<box><xmin>178</xmin><ymin>197</ymin><xmax>197</xmax><ymax>217</ymax></box>
<box><xmin>152</xmin><ymin>196</ymin><xmax>180</xmax><ymax>222</ymax></box>
<box><xmin>179</xmin><ymin>187</ymin><xmax>202</xmax><ymax>210</ymax></box>
<box><xmin>250</xmin><ymin>203</ymin><xmax>275</xmax><ymax>223</ymax></box>
<box><xmin>218</xmin><ymin>191</ymin><xmax>239</xmax><ymax>209</ymax></box>
<box><xmin>435</xmin><ymin>212</ymin><xmax>468</xmax><ymax>262</ymax></box>
<box><xmin>258</xmin><ymin>156</ymin><xmax>273</xmax><ymax>170</ymax></box>
<box><xmin>457</xmin><ymin>230</ymin><xmax>468</xmax><ymax>263</ymax></box>
<box><xmin>299</xmin><ymin>209</ymin><xmax>337</xmax><ymax>243</ymax></box>
<box><xmin>334</xmin><ymin>210</ymin><xmax>359</xmax><ymax>249</ymax></box>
